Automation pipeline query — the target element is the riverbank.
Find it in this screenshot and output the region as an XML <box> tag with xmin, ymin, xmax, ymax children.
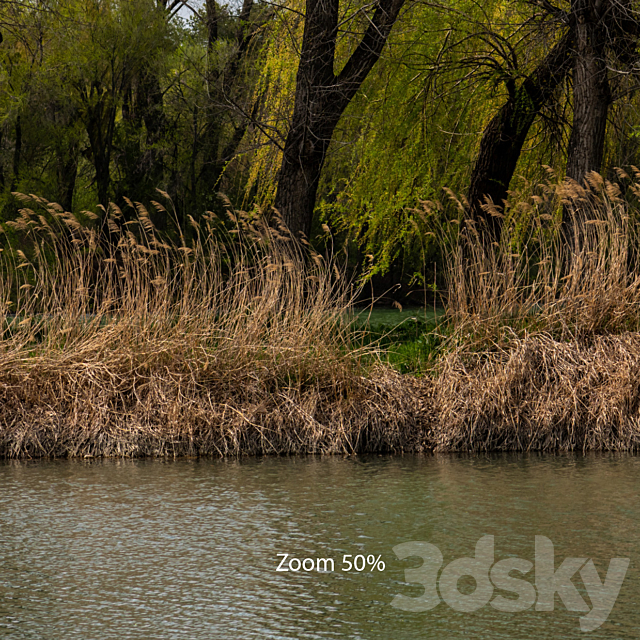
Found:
<box><xmin>4</xmin><ymin>330</ymin><xmax>640</xmax><ymax>458</ymax></box>
<box><xmin>3</xmin><ymin>182</ymin><xmax>640</xmax><ymax>458</ymax></box>
<box><xmin>0</xmin><ymin>198</ymin><xmax>430</xmax><ymax>458</ymax></box>
<box><xmin>0</xmin><ymin>361</ymin><xmax>432</xmax><ymax>458</ymax></box>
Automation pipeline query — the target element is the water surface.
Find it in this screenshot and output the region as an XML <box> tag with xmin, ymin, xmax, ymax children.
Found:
<box><xmin>0</xmin><ymin>454</ymin><xmax>638</xmax><ymax>639</ymax></box>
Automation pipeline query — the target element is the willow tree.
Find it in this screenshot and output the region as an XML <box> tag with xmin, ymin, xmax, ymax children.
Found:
<box><xmin>564</xmin><ymin>0</ymin><xmax>636</xmax><ymax>182</ymax></box>
<box><xmin>273</xmin><ymin>0</ymin><xmax>407</xmax><ymax>239</ymax></box>
<box><xmin>467</xmin><ymin>30</ymin><xmax>574</xmax><ymax>239</ymax></box>
<box><xmin>466</xmin><ymin>0</ymin><xmax>640</xmax><ymax>239</ymax></box>
<box><xmin>316</xmin><ymin>0</ymin><xmax>498</xmax><ymax>276</ymax></box>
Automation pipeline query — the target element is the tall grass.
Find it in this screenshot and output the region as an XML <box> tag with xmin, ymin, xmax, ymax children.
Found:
<box><xmin>445</xmin><ymin>171</ymin><xmax>640</xmax><ymax>342</ymax></box>
<box><xmin>432</xmin><ymin>171</ymin><xmax>640</xmax><ymax>451</ymax></box>
<box><xmin>0</xmin><ymin>195</ymin><xmax>430</xmax><ymax>458</ymax></box>
<box><xmin>6</xmin><ymin>173</ymin><xmax>640</xmax><ymax>457</ymax></box>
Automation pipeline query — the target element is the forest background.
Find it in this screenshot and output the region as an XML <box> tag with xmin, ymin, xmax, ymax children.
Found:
<box><xmin>5</xmin><ymin>0</ymin><xmax>637</xmax><ymax>302</ymax></box>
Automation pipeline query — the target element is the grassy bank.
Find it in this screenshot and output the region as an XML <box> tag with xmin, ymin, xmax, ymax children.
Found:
<box><xmin>428</xmin><ymin>173</ymin><xmax>640</xmax><ymax>451</ymax></box>
<box><xmin>351</xmin><ymin>308</ymin><xmax>445</xmax><ymax>374</ymax></box>
<box><xmin>0</xmin><ymin>197</ymin><xmax>433</xmax><ymax>458</ymax></box>
<box><xmin>3</xmin><ymin>175</ymin><xmax>640</xmax><ymax>457</ymax></box>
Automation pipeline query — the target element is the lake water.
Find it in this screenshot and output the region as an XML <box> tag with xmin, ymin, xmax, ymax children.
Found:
<box><xmin>0</xmin><ymin>454</ymin><xmax>638</xmax><ymax>639</ymax></box>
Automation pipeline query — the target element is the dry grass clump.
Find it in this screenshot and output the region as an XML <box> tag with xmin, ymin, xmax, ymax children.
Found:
<box><xmin>445</xmin><ymin>170</ymin><xmax>640</xmax><ymax>342</ymax></box>
<box><xmin>433</xmin><ymin>333</ymin><xmax>640</xmax><ymax>452</ymax></box>
<box><xmin>8</xmin><ymin>171</ymin><xmax>640</xmax><ymax>458</ymax></box>
<box><xmin>427</xmin><ymin>171</ymin><xmax>640</xmax><ymax>452</ymax></box>
<box><xmin>0</xmin><ymin>195</ymin><xmax>432</xmax><ymax>458</ymax></box>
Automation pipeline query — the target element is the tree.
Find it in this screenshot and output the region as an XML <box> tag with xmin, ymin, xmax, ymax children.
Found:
<box><xmin>468</xmin><ymin>29</ymin><xmax>574</xmax><ymax>238</ymax></box>
<box><xmin>305</xmin><ymin>0</ymin><xmax>505</xmax><ymax>277</ymax></box>
<box><xmin>159</xmin><ymin>0</ymin><xmax>266</xmax><ymax>217</ymax></box>
<box><xmin>466</xmin><ymin>0</ymin><xmax>640</xmax><ymax>239</ymax></box>
<box><xmin>0</xmin><ymin>0</ymin><xmax>267</xmax><ymax>221</ymax></box>
<box><xmin>197</xmin><ymin>0</ymin><xmax>258</xmax><ymax>202</ymax></box>
<box><xmin>274</xmin><ymin>0</ymin><xmax>407</xmax><ymax>239</ymax></box>
<box><xmin>564</xmin><ymin>0</ymin><xmax>640</xmax><ymax>182</ymax></box>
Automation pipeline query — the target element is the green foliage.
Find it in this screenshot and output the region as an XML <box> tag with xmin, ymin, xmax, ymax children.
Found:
<box><xmin>244</xmin><ymin>0</ymin><xmax>568</xmax><ymax>279</ymax></box>
<box><xmin>352</xmin><ymin>308</ymin><xmax>448</xmax><ymax>374</ymax></box>
<box><xmin>0</xmin><ymin>0</ymin><xmax>263</xmax><ymax>224</ymax></box>
<box><xmin>2</xmin><ymin>0</ymin><xmax>640</xmax><ymax>305</ymax></box>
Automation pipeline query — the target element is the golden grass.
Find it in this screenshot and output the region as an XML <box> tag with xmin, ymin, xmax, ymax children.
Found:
<box><xmin>433</xmin><ymin>333</ymin><xmax>640</xmax><ymax>451</ymax></box>
<box><xmin>445</xmin><ymin>170</ymin><xmax>640</xmax><ymax>341</ymax></box>
<box><xmin>430</xmin><ymin>171</ymin><xmax>640</xmax><ymax>451</ymax></box>
<box><xmin>5</xmin><ymin>172</ymin><xmax>640</xmax><ymax>457</ymax></box>
<box><xmin>0</xmin><ymin>195</ymin><xmax>432</xmax><ymax>458</ymax></box>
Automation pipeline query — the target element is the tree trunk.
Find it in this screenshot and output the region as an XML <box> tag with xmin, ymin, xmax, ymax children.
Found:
<box><xmin>138</xmin><ymin>68</ymin><xmax>168</xmax><ymax>225</ymax></box>
<box><xmin>83</xmin><ymin>87</ymin><xmax>117</xmax><ymax>208</ymax></box>
<box><xmin>0</xmin><ymin>128</ymin><xmax>4</xmax><ymax>188</ymax></box>
<box><xmin>11</xmin><ymin>115</ymin><xmax>21</xmax><ymax>191</ymax></box>
<box><xmin>274</xmin><ymin>0</ymin><xmax>406</xmax><ymax>239</ymax></box>
<box><xmin>190</xmin><ymin>104</ymin><xmax>199</xmax><ymax>211</ymax></box>
<box><xmin>198</xmin><ymin>0</ymin><xmax>255</xmax><ymax>205</ymax></box>
<box><xmin>562</xmin><ymin>0</ymin><xmax>611</xmax><ymax>249</ymax></box>
<box><xmin>275</xmin><ymin>137</ymin><xmax>327</xmax><ymax>236</ymax></box>
<box><xmin>467</xmin><ymin>30</ymin><xmax>573</xmax><ymax>239</ymax></box>
<box><xmin>139</xmin><ymin>68</ymin><xmax>167</xmax><ymax>172</ymax></box>
<box><xmin>565</xmin><ymin>0</ymin><xmax>611</xmax><ymax>183</ymax></box>
<box><xmin>57</xmin><ymin>150</ymin><xmax>78</xmax><ymax>212</ymax></box>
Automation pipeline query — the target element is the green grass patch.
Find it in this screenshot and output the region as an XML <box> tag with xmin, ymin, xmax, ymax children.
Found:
<box><xmin>350</xmin><ymin>307</ymin><xmax>448</xmax><ymax>374</ymax></box>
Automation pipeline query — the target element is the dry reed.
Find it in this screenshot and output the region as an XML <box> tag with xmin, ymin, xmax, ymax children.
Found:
<box><xmin>431</xmin><ymin>171</ymin><xmax>640</xmax><ymax>451</ymax></box>
<box><xmin>6</xmin><ymin>172</ymin><xmax>640</xmax><ymax>457</ymax></box>
<box><xmin>0</xmin><ymin>195</ymin><xmax>432</xmax><ymax>458</ymax></box>
<box><xmin>445</xmin><ymin>170</ymin><xmax>640</xmax><ymax>341</ymax></box>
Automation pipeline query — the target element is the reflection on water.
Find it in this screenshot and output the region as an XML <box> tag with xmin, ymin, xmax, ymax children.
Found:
<box><xmin>0</xmin><ymin>454</ymin><xmax>638</xmax><ymax>639</ymax></box>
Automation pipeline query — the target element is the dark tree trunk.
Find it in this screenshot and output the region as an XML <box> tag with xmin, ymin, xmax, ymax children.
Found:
<box><xmin>562</xmin><ymin>0</ymin><xmax>612</xmax><ymax>249</ymax></box>
<box><xmin>274</xmin><ymin>0</ymin><xmax>406</xmax><ymax>239</ymax></box>
<box><xmin>225</xmin><ymin>0</ymin><xmax>254</xmax><ymax>84</ymax></box>
<box><xmin>0</xmin><ymin>127</ymin><xmax>4</xmax><ymax>189</ymax></box>
<box><xmin>198</xmin><ymin>0</ymin><xmax>222</xmax><ymax>203</ymax></box>
<box><xmin>205</xmin><ymin>0</ymin><xmax>218</xmax><ymax>45</ymax></box>
<box><xmin>138</xmin><ymin>68</ymin><xmax>168</xmax><ymax>225</ymax></box>
<box><xmin>190</xmin><ymin>104</ymin><xmax>199</xmax><ymax>210</ymax></box>
<box><xmin>11</xmin><ymin>115</ymin><xmax>21</xmax><ymax>191</ymax></box>
<box><xmin>275</xmin><ymin>132</ymin><xmax>328</xmax><ymax>237</ymax></box>
<box><xmin>467</xmin><ymin>30</ymin><xmax>574</xmax><ymax>239</ymax></box>
<box><xmin>565</xmin><ymin>0</ymin><xmax>611</xmax><ymax>183</ymax></box>
<box><xmin>115</xmin><ymin>82</ymin><xmax>146</xmax><ymax>209</ymax></box>
<box><xmin>57</xmin><ymin>150</ymin><xmax>78</xmax><ymax>212</ymax></box>
<box><xmin>82</xmin><ymin>86</ymin><xmax>117</xmax><ymax>208</ymax></box>
<box><xmin>198</xmin><ymin>0</ymin><xmax>256</xmax><ymax>204</ymax></box>
<box><xmin>139</xmin><ymin>69</ymin><xmax>167</xmax><ymax>164</ymax></box>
